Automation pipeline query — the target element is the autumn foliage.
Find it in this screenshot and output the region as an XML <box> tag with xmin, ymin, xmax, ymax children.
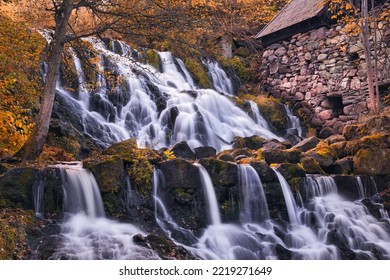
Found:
<box><xmin>0</xmin><ymin>14</ymin><xmax>44</xmax><ymax>155</ymax></box>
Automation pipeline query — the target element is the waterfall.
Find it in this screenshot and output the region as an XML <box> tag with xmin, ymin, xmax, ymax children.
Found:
<box><xmin>284</xmin><ymin>104</ymin><xmax>303</xmax><ymax>138</ymax></box>
<box><xmin>248</xmin><ymin>100</ymin><xmax>271</xmax><ymax>130</ymax></box>
<box><xmin>32</xmin><ymin>178</ymin><xmax>45</xmax><ymax>218</ymax></box>
<box><xmin>50</xmin><ymin>162</ymin><xmax>159</xmax><ymax>260</ymax></box>
<box><xmin>301</xmin><ymin>176</ymin><xmax>390</xmax><ymax>259</ymax></box>
<box><xmin>273</xmin><ymin>169</ymin><xmax>301</xmax><ymax>225</ymax></box>
<box><xmin>238</xmin><ymin>164</ymin><xmax>270</xmax><ymax>223</ymax></box>
<box><xmin>204</xmin><ymin>60</ymin><xmax>234</xmax><ymax>96</ymax></box>
<box><xmin>153</xmin><ymin>169</ymin><xmax>197</xmax><ymax>243</ymax></box>
<box><xmin>56</xmin><ymin>38</ymin><xmax>281</xmax><ymax>152</ymax></box>
<box><xmin>194</xmin><ymin>163</ymin><xmax>221</xmax><ymax>225</ymax></box>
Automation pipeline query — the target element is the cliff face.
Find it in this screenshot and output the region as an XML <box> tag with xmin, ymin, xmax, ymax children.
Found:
<box><xmin>259</xmin><ymin>7</ymin><xmax>390</xmax><ymax>138</ymax></box>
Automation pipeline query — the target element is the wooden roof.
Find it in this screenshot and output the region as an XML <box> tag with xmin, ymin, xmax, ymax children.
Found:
<box><xmin>255</xmin><ymin>0</ymin><xmax>325</xmax><ymax>39</ymax></box>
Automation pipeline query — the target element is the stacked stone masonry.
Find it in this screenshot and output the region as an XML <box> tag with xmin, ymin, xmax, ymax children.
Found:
<box><xmin>259</xmin><ymin>11</ymin><xmax>390</xmax><ymax>138</ymax></box>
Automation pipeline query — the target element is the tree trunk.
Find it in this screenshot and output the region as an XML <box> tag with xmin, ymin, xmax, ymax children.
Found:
<box><xmin>361</xmin><ymin>0</ymin><xmax>377</xmax><ymax>113</ymax></box>
<box><xmin>15</xmin><ymin>0</ymin><xmax>74</xmax><ymax>161</ymax></box>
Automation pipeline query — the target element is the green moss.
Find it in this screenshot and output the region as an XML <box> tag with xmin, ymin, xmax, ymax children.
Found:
<box><xmin>184</xmin><ymin>58</ymin><xmax>211</xmax><ymax>88</ymax></box>
<box><xmin>146</xmin><ymin>49</ymin><xmax>160</xmax><ymax>70</ymax></box>
<box><xmin>223</xmin><ymin>56</ymin><xmax>249</xmax><ymax>81</ymax></box>
<box><xmin>129</xmin><ymin>158</ymin><xmax>154</xmax><ymax>197</ymax></box>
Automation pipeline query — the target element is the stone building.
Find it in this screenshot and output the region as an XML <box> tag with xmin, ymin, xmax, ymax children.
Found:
<box><xmin>256</xmin><ymin>0</ymin><xmax>390</xmax><ymax>137</ymax></box>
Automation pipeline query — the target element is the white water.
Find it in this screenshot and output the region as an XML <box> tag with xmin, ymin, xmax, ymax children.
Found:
<box><xmin>194</xmin><ymin>163</ymin><xmax>221</xmax><ymax>225</ymax></box>
<box><xmin>204</xmin><ymin>60</ymin><xmax>235</xmax><ymax>96</ymax></box>
<box><xmin>284</xmin><ymin>104</ymin><xmax>303</xmax><ymax>138</ymax></box>
<box><xmin>273</xmin><ymin>169</ymin><xmax>301</xmax><ymax>225</ymax></box>
<box><xmin>301</xmin><ymin>176</ymin><xmax>390</xmax><ymax>259</ymax></box>
<box><xmin>56</xmin><ymin>38</ymin><xmax>281</xmax><ymax>152</ymax></box>
<box><xmin>248</xmin><ymin>100</ymin><xmax>271</xmax><ymax>130</ymax></box>
<box><xmin>238</xmin><ymin>164</ymin><xmax>270</xmax><ymax>223</ymax></box>
<box><xmin>51</xmin><ymin>162</ymin><xmax>159</xmax><ymax>260</ymax></box>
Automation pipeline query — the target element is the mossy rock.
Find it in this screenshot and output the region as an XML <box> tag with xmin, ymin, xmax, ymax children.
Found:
<box><xmin>293</xmin><ymin>136</ymin><xmax>320</xmax><ymax>152</ymax></box>
<box><xmin>83</xmin><ymin>155</ymin><xmax>125</xmax><ymax>194</ymax></box>
<box><xmin>275</xmin><ymin>163</ymin><xmax>306</xmax><ymax>181</ymax></box>
<box><xmin>249</xmin><ymin>160</ymin><xmax>277</xmax><ymax>183</ymax></box>
<box><xmin>102</xmin><ymin>139</ymin><xmax>162</xmax><ymax>164</ymax></box>
<box><xmin>262</xmin><ymin>148</ymin><xmax>302</xmax><ymax>164</ymax></box>
<box><xmin>0</xmin><ymin>167</ymin><xmax>40</xmax><ymax>209</ymax></box>
<box><xmin>329</xmin><ymin>157</ymin><xmax>354</xmax><ymax>175</ymax></box>
<box><xmin>157</xmin><ymin>159</ymin><xmax>200</xmax><ymax>189</ymax></box>
<box><xmin>223</xmin><ymin>56</ymin><xmax>249</xmax><ymax>81</ymax></box>
<box><xmin>146</xmin><ymin>49</ymin><xmax>160</xmax><ymax>70</ymax></box>
<box><xmin>353</xmin><ymin>148</ymin><xmax>390</xmax><ymax>176</ymax></box>
<box><xmin>300</xmin><ymin>156</ymin><xmax>325</xmax><ymax>174</ymax></box>
<box><xmin>184</xmin><ymin>58</ymin><xmax>211</xmax><ymax>88</ymax></box>
<box><xmin>330</xmin><ymin>141</ymin><xmax>348</xmax><ymax>158</ymax></box>
<box><xmin>199</xmin><ymin>158</ymin><xmax>238</xmax><ymax>188</ymax></box>
<box><xmin>255</xmin><ymin>96</ymin><xmax>287</xmax><ymax>131</ymax></box>
<box><xmin>304</xmin><ymin>142</ymin><xmax>337</xmax><ymax>168</ymax></box>
<box><xmin>232</xmin><ymin>135</ymin><xmax>266</xmax><ymax>150</ymax></box>
<box><xmin>342</xmin><ymin>124</ymin><xmax>368</xmax><ymax>140</ymax></box>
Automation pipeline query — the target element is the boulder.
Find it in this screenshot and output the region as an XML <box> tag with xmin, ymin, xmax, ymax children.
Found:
<box><xmin>169</xmin><ymin>141</ymin><xmax>196</xmax><ymax>160</ymax></box>
<box><xmin>304</xmin><ymin>142</ymin><xmax>337</xmax><ymax>168</ymax></box>
<box><xmin>353</xmin><ymin>148</ymin><xmax>390</xmax><ymax>176</ymax></box>
<box><xmin>194</xmin><ymin>146</ymin><xmax>217</xmax><ymax>159</ymax></box>
<box><xmin>275</xmin><ymin>163</ymin><xmax>306</xmax><ymax>181</ymax></box>
<box><xmin>262</xmin><ymin>148</ymin><xmax>302</xmax><ymax>164</ymax></box>
<box><xmin>199</xmin><ymin>158</ymin><xmax>238</xmax><ymax>188</ymax></box>
<box><xmin>293</xmin><ymin>136</ymin><xmax>320</xmax><ymax>152</ymax></box>
<box><xmin>249</xmin><ymin>160</ymin><xmax>277</xmax><ymax>182</ymax></box>
<box><xmin>157</xmin><ymin>159</ymin><xmax>200</xmax><ymax>189</ymax></box>
<box><xmin>216</xmin><ymin>151</ymin><xmax>235</xmax><ymax>162</ymax></box>
<box><xmin>329</xmin><ymin>157</ymin><xmax>354</xmax><ymax>174</ymax></box>
<box><xmin>300</xmin><ymin>156</ymin><xmax>325</xmax><ymax>174</ymax></box>
<box><xmin>231</xmin><ymin>135</ymin><xmax>266</xmax><ymax>150</ymax></box>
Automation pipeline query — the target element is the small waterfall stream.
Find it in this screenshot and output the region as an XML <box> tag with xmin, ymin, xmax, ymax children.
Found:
<box><xmin>50</xmin><ymin>162</ymin><xmax>159</xmax><ymax>260</ymax></box>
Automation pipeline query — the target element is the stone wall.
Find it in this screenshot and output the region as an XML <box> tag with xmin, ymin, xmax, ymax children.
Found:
<box><xmin>259</xmin><ymin>12</ymin><xmax>390</xmax><ymax>138</ymax></box>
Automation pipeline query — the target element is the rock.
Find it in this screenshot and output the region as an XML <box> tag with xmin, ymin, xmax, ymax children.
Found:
<box><xmin>353</xmin><ymin>148</ymin><xmax>390</xmax><ymax>176</ymax></box>
<box><xmin>169</xmin><ymin>141</ymin><xmax>196</xmax><ymax>160</ymax></box>
<box><xmin>194</xmin><ymin>146</ymin><xmax>216</xmax><ymax>159</ymax></box>
<box><xmin>293</xmin><ymin>136</ymin><xmax>320</xmax><ymax>152</ymax></box>
<box><xmin>262</xmin><ymin>139</ymin><xmax>286</xmax><ymax>151</ymax></box>
<box><xmin>326</xmin><ymin>135</ymin><xmax>346</xmax><ymax>145</ymax></box>
<box><xmin>216</xmin><ymin>151</ymin><xmax>235</xmax><ymax>162</ymax></box>
<box><xmin>157</xmin><ymin>159</ymin><xmax>200</xmax><ymax>189</ymax></box>
<box><xmin>300</xmin><ymin>156</ymin><xmax>325</xmax><ymax>174</ymax></box>
<box><xmin>304</xmin><ymin>142</ymin><xmax>337</xmax><ymax>168</ymax></box>
<box><xmin>317</xmin><ymin>54</ymin><xmax>328</xmax><ymax>61</ymax></box>
<box><xmin>361</xmin><ymin>198</ymin><xmax>382</xmax><ymax>220</ymax></box>
<box><xmin>319</xmin><ymin>109</ymin><xmax>334</xmax><ymax>121</ymax></box>
<box><xmin>83</xmin><ymin>156</ymin><xmax>125</xmax><ymax>194</ymax></box>
<box><xmin>304</xmin><ymin>53</ymin><xmax>312</xmax><ymax>60</ymax></box>
<box><xmin>199</xmin><ymin>158</ymin><xmax>238</xmax><ymax>188</ymax></box>
<box><xmin>269</xmin><ymin>61</ymin><xmax>280</xmax><ymax>74</ymax></box>
<box><xmin>319</xmin><ymin>127</ymin><xmax>334</xmax><ymax>139</ymax></box>
<box><xmin>275</xmin><ymin>163</ymin><xmax>306</xmax><ymax>181</ymax></box>
<box><xmin>342</xmin><ymin>124</ymin><xmax>368</xmax><ymax>140</ymax></box>
<box><xmin>329</xmin><ymin>157</ymin><xmax>354</xmax><ymax>174</ymax></box>
<box><xmin>231</xmin><ymin>148</ymin><xmax>252</xmax><ymax>159</ymax></box>
<box><xmin>232</xmin><ymin>135</ymin><xmax>266</xmax><ymax>150</ymax></box>
<box><xmin>249</xmin><ymin>161</ymin><xmax>276</xmax><ymax>182</ymax></box>
<box><xmin>330</xmin><ymin>141</ymin><xmax>348</xmax><ymax>158</ymax></box>
<box><xmin>103</xmin><ymin>139</ymin><xmax>162</xmax><ymax>164</ymax></box>
<box><xmin>348</xmin><ymin>45</ymin><xmax>361</xmax><ymax>54</ymax></box>
<box><xmin>275</xmin><ymin>47</ymin><xmax>287</xmax><ymax>57</ymax></box>
<box><xmin>262</xmin><ymin>148</ymin><xmax>302</xmax><ymax>164</ymax></box>
<box><xmin>327</xmin><ymin>229</ymin><xmax>357</xmax><ymax>260</ymax></box>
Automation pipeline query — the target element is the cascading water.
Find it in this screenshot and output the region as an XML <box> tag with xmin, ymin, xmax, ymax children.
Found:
<box><xmin>204</xmin><ymin>60</ymin><xmax>235</xmax><ymax>96</ymax></box>
<box><xmin>194</xmin><ymin>163</ymin><xmax>221</xmax><ymax>225</ymax></box>
<box><xmin>238</xmin><ymin>164</ymin><xmax>270</xmax><ymax>223</ymax></box>
<box><xmin>284</xmin><ymin>104</ymin><xmax>304</xmax><ymax>138</ymax></box>
<box><xmin>50</xmin><ymin>162</ymin><xmax>159</xmax><ymax>260</ymax></box>
<box><xmin>247</xmin><ymin>100</ymin><xmax>271</xmax><ymax>130</ymax></box>
<box><xmin>301</xmin><ymin>176</ymin><xmax>390</xmax><ymax>259</ymax></box>
<box><xmin>273</xmin><ymin>169</ymin><xmax>301</xmax><ymax>225</ymax></box>
<box><xmin>56</xmin><ymin>37</ymin><xmax>281</xmax><ymax>152</ymax></box>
